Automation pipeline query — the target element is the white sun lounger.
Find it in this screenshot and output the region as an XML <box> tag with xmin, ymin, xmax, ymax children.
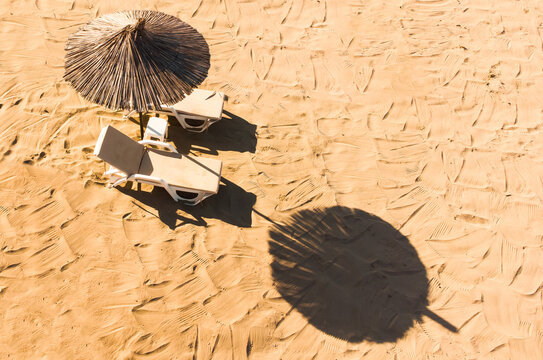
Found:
<box><xmin>154</xmin><ymin>89</ymin><xmax>225</xmax><ymax>132</ymax></box>
<box><xmin>94</xmin><ymin>125</ymin><xmax>222</xmax><ymax>205</ymax></box>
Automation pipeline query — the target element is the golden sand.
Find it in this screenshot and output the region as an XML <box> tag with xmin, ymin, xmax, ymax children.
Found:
<box><xmin>1</xmin><ymin>0</ymin><xmax>543</xmax><ymax>358</ymax></box>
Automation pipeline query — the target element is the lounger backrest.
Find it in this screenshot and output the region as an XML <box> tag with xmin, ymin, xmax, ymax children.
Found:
<box><xmin>94</xmin><ymin>125</ymin><xmax>145</xmax><ymax>175</ymax></box>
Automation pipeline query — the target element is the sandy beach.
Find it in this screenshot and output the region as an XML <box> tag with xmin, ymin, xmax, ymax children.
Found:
<box><xmin>1</xmin><ymin>0</ymin><xmax>543</xmax><ymax>358</ymax></box>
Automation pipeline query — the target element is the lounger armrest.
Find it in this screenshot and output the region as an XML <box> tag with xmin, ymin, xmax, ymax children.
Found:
<box><xmin>138</xmin><ymin>140</ymin><xmax>179</xmax><ymax>153</ymax></box>
<box><xmin>129</xmin><ymin>174</ymin><xmax>182</xmax><ymax>202</ymax></box>
<box><xmin>104</xmin><ymin>167</ymin><xmax>124</xmax><ymax>176</ymax></box>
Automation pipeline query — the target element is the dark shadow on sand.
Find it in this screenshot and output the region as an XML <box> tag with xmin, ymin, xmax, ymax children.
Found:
<box><xmin>167</xmin><ymin>110</ymin><xmax>257</xmax><ymax>155</ymax></box>
<box><xmin>268</xmin><ymin>206</ymin><xmax>457</xmax><ymax>343</ymax></box>
<box><xmin>117</xmin><ymin>177</ymin><xmax>256</xmax><ymax>229</ymax></box>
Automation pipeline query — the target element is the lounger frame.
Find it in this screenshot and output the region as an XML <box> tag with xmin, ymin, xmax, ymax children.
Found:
<box><xmin>154</xmin><ymin>108</ymin><xmax>220</xmax><ymax>133</ymax></box>
<box><xmin>101</xmin><ymin>139</ymin><xmax>215</xmax><ymax>205</ymax></box>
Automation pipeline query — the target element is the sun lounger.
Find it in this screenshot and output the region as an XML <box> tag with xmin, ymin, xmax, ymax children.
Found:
<box><xmin>94</xmin><ymin>125</ymin><xmax>222</xmax><ymax>205</ymax></box>
<box><xmin>154</xmin><ymin>89</ymin><xmax>225</xmax><ymax>132</ymax></box>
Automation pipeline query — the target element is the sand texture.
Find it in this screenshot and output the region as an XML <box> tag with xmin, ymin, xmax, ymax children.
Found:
<box><xmin>2</xmin><ymin>0</ymin><xmax>543</xmax><ymax>359</ymax></box>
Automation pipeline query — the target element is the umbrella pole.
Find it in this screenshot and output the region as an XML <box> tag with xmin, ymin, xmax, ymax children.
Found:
<box><xmin>139</xmin><ymin>112</ymin><xmax>144</xmax><ymax>139</ymax></box>
<box><xmin>138</xmin><ymin>112</ymin><xmax>143</xmax><ymax>192</ymax></box>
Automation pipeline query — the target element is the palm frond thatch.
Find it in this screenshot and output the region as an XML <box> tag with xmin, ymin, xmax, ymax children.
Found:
<box><xmin>64</xmin><ymin>10</ymin><xmax>210</xmax><ymax>112</ymax></box>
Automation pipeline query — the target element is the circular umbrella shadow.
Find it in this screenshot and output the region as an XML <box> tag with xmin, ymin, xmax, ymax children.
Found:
<box><xmin>268</xmin><ymin>206</ymin><xmax>430</xmax><ymax>343</ymax></box>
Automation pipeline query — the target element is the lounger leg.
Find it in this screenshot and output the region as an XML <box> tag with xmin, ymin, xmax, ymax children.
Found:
<box><xmin>159</xmin><ymin>181</ymin><xmax>182</xmax><ymax>202</ymax></box>
<box><xmin>106</xmin><ymin>172</ymin><xmax>124</xmax><ymax>188</ymax></box>
<box><xmin>177</xmin><ymin>114</ymin><xmax>187</xmax><ymax>129</ymax></box>
<box><xmin>165</xmin><ymin>188</ymin><xmax>180</xmax><ymax>202</ymax></box>
<box><xmin>112</xmin><ymin>177</ymin><xmax>129</xmax><ymax>187</ymax></box>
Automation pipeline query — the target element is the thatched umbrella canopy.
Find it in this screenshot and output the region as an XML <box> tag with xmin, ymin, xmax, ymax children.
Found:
<box><xmin>64</xmin><ymin>10</ymin><xmax>210</xmax><ymax>137</ymax></box>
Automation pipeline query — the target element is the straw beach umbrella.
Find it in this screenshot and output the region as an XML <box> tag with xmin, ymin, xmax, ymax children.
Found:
<box><xmin>64</xmin><ymin>10</ymin><xmax>210</xmax><ymax>138</ymax></box>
